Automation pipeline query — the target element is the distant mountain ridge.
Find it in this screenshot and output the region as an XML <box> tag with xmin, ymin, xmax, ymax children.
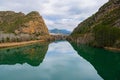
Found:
<box><xmin>49</xmin><ymin>28</ymin><xmax>71</xmax><ymax>35</ymax></box>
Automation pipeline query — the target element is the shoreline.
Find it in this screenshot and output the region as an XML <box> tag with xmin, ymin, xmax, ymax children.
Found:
<box><xmin>0</xmin><ymin>40</ymin><xmax>45</xmax><ymax>49</ymax></box>
<box><xmin>104</xmin><ymin>47</ymin><xmax>120</xmax><ymax>52</ymax></box>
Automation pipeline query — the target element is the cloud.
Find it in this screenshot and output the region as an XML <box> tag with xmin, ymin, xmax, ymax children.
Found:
<box><xmin>0</xmin><ymin>0</ymin><xmax>108</xmax><ymax>31</ymax></box>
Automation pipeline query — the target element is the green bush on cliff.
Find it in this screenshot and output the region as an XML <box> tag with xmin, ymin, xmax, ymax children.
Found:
<box><xmin>0</xmin><ymin>13</ymin><xmax>24</xmax><ymax>33</ymax></box>
<box><xmin>93</xmin><ymin>25</ymin><xmax>120</xmax><ymax>47</ymax></box>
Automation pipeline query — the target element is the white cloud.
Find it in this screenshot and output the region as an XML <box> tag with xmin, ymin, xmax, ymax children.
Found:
<box><xmin>0</xmin><ymin>0</ymin><xmax>108</xmax><ymax>31</ymax></box>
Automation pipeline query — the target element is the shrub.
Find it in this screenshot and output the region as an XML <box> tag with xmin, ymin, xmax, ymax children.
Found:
<box><xmin>93</xmin><ymin>25</ymin><xmax>120</xmax><ymax>47</ymax></box>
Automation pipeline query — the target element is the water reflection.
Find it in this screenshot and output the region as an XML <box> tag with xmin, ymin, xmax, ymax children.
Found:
<box><xmin>0</xmin><ymin>41</ymin><xmax>103</xmax><ymax>80</ymax></box>
<box><xmin>0</xmin><ymin>43</ymin><xmax>49</xmax><ymax>66</ymax></box>
<box><xmin>70</xmin><ymin>42</ymin><xmax>120</xmax><ymax>80</ymax></box>
<box><xmin>35</xmin><ymin>41</ymin><xmax>103</xmax><ymax>80</ymax></box>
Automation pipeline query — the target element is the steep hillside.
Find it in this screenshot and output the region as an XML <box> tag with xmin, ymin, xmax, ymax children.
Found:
<box><xmin>0</xmin><ymin>11</ymin><xmax>49</xmax><ymax>36</ymax></box>
<box><xmin>70</xmin><ymin>0</ymin><xmax>120</xmax><ymax>48</ymax></box>
<box><xmin>72</xmin><ymin>0</ymin><xmax>120</xmax><ymax>34</ymax></box>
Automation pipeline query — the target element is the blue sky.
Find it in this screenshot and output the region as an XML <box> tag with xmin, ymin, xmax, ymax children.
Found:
<box><xmin>0</xmin><ymin>0</ymin><xmax>108</xmax><ymax>31</ymax></box>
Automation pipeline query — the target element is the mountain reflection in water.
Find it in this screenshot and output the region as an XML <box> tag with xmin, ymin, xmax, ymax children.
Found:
<box><xmin>0</xmin><ymin>41</ymin><xmax>102</xmax><ymax>80</ymax></box>
<box><xmin>70</xmin><ymin>42</ymin><xmax>120</xmax><ymax>80</ymax></box>
<box><xmin>0</xmin><ymin>41</ymin><xmax>119</xmax><ymax>80</ymax></box>
<box><xmin>0</xmin><ymin>43</ymin><xmax>49</xmax><ymax>66</ymax></box>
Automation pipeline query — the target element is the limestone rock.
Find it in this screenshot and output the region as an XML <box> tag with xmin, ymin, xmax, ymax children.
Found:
<box><xmin>0</xmin><ymin>11</ymin><xmax>49</xmax><ymax>36</ymax></box>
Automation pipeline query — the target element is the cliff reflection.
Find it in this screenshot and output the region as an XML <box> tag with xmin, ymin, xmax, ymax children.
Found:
<box><xmin>70</xmin><ymin>43</ymin><xmax>120</xmax><ymax>80</ymax></box>
<box><xmin>0</xmin><ymin>43</ymin><xmax>49</xmax><ymax>66</ymax></box>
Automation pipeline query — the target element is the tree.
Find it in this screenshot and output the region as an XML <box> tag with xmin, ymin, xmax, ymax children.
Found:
<box><xmin>93</xmin><ymin>25</ymin><xmax>120</xmax><ymax>47</ymax></box>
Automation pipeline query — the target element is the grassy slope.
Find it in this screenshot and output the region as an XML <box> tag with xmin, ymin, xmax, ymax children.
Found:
<box><xmin>72</xmin><ymin>7</ymin><xmax>120</xmax><ymax>35</ymax></box>
<box><xmin>0</xmin><ymin>13</ymin><xmax>25</xmax><ymax>33</ymax></box>
<box><xmin>71</xmin><ymin>1</ymin><xmax>120</xmax><ymax>48</ymax></box>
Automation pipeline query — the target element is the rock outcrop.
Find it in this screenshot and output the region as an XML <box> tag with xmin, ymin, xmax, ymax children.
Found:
<box><xmin>0</xmin><ymin>11</ymin><xmax>49</xmax><ymax>42</ymax></box>
<box><xmin>70</xmin><ymin>0</ymin><xmax>120</xmax><ymax>48</ymax></box>
<box><xmin>0</xmin><ymin>11</ymin><xmax>49</xmax><ymax>36</ymax></box>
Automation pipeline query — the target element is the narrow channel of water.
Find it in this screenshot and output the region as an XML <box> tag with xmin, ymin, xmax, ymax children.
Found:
<box><xmin>0</xmin><ymin>41</ymin><xmax>119</xmax><ymax>80</ymax></box>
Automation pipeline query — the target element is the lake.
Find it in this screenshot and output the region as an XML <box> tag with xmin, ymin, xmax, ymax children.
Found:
<box><xmin>0</xmin><ymin>41</ymin><xmax>120</xmax><ymax>80</ymax></box>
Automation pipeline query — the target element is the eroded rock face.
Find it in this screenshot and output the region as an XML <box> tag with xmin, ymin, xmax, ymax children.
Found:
<box><xmin>0</xmin><ymin>11</ymin><xmax>49</xmax><ymax>36</ymax></box>
<box><xmin>17</xmin><ymin>11</ymin><xmax>49</xmax><ymax>35</ymax></box>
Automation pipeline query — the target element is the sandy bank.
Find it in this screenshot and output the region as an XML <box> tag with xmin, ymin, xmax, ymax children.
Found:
<box><xmin>0</xmin><ymin>40</ymin><xmax>44</xmax><ymax>48</ymax></box>
<box><xmin>104</xmin><ymin>47</ymin><xmax>120</xmax><ymax>52</ymax></box>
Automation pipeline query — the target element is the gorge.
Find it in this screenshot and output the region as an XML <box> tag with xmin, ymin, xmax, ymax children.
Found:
<box><xmin>70</xmin><ymin>0</ymin><xmax>120</xmax><ymax>49</ymax></box>
<box><xmin>0</xmin><ymin>0</ymin><xmax>120</xmax><ymax>80</ymax></box>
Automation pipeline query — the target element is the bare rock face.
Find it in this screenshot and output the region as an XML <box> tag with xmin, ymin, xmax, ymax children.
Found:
<box><xmin>0</xmin><ymin>11</ymin><xmax>49</xmax><ymax>36</ymax></box>
<box><xmin>17</xmin><ymin>11</ymin><xmax>49</xmax><ymax>35</ymax></box>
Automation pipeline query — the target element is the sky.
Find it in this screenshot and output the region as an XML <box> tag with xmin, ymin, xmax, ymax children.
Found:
<box><xmin>0</xmin><ymin>0</ymin><xmax>108</xmax><ymax>31</ymax></box>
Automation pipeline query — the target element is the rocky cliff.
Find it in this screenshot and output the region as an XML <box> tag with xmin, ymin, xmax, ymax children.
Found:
<box><xmin>70</xmin><ymin>0</ymin><xmax>120</xmax><ymax>48</ymax></box>
<box><xmin>0</xmin><ymin>11</ymin><xmax>49</xmax><ymax>36</ymax></box>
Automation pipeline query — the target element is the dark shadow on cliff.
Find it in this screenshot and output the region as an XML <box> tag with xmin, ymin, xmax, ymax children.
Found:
<box><xmin>70</xmin><ymin>42</ymin><xmax>120</xmax><ymax>80</ymax></box>
<box><xmin>0</xmin><ymin>42</ymin><xmax>49</xmax><ymax>66</ymax></box>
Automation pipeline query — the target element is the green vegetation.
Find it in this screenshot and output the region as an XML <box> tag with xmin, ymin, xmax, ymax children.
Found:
<box><xmin>0</xmin><ymin>43</ymin><xmax>49</xmax><ymax>66</ymax></box>
<box><xmin>70</xmin><ymin>42</ymin><xmax>120</xmax><ymax>80</ymax></box>
<box><xmin>0</xmin><ymin>11</ymin><xmax>49</xmax><ymax>43</ymax></box>
<box><xmin>71</xmin><ymin>15</ymin><xmax>95</xmax><ymax>35</ymax></box>
<box><xmin>0</xmin><ymin>13</ymin><xmax>24</xmax><ymax>33</ymax></box>
<box><xmin>72</xmin><ymin>6</ymin><xmax>120</xmax><ymax>35</ymax></box>
<box><xmin>93</xmin><ymin>25</ymin><xmax>120</xmax><ymax>47</ymax></box>
<box><xmin>70</xmin><ymin>0</ymin><xmax>120</xmax><ymax>48</ymax></box>
<box><xmin>0</xmin><ymin>11</ymin><xmax>41</xmax><ymax>33</ymax></box>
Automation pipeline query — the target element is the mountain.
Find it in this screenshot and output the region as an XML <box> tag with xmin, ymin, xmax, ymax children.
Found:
<box><xmin>0</xmin><ymin>42</ymin><xmax>49</xmax><ymax>66</ymax></box>
<box><xmin>0</xmin><ymin>11</ymin><xmax>49</xmax><ymax>35</ymax></box>
<box><xmin>49</xmin><ymin>28</ymin><xmax>71</xmax><ymax>35</ymax></box>
<box><xmin>70</xmin><ymin>0</ymin><xmax>120</xmax><ymax>48</ymax></box>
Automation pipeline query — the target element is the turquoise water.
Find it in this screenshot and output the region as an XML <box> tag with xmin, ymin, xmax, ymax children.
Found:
<box><xmin>0</xmin><ymin>41</ymin><xmax>120</xmax><ymax>80</ymax></box>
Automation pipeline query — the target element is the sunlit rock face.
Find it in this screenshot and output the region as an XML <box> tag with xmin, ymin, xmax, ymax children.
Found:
<box><xmin>18</xmin><ymin>11</ymin><xmax>49</xmax><ymax>35</ymax></box>
<box><xmin>0</xmin><ymin>11</ymin><xmax>49</xmax><ymax>36</ymax></box>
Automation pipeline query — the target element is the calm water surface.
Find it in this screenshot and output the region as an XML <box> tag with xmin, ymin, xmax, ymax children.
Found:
<box><xmin>0</xmin><ymin>41</ymin><xmax>120</xmax><ymax>80</ymax></box>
